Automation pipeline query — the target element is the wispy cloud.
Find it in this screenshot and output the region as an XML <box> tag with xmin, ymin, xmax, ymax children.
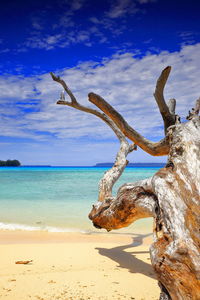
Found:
<box><xmin>24</xmin><ymin>25</ymin><xmax>109</xmax><ymax>50</ymax></box>
<box><xmin>88</xmin><ymin>0</ymin><xmax>156</xmax><ymax>40</ymax></box>
<box><xmin>106</xmin><ymin>0</ymin><xmax>156</xmax><ymax>19</ymax></box>
<box><xmin>179</xmin><ymin>31</ymin><xmax>198</xmax><ymax>46</ymax></box>
<box><xmin>31</xmin><ymin>17</ymin><xmax>44</xmax><ymax>30</ymax></box>
<box><xmin>70</xmin><ymin>0</ymin><xmax>85</xmax><ymax>11</ymax></box>
<box><xmin>0</xmin><ymin>48</ymin><xmax>10</xmax><ymax>54</ymax></box>
<box><xmin>54</xmin><ymin>14</ymin><xmax>74</xmax><ymax>29</ymax></box>
<box><xmin>19</xmin><ymin>0</ymin><xmax>157</xmax><ymax>51</ymax></box>
<box><xmin>25</xmin><ymin>33</ymin><xmax>65</xmax><ymax>50</ymax></box>
<box><xmin>137</xmin><ymin>0</ymin><xmax>156</xmax><ymax>3</ymax></box>
<box><xmin>106</xmin><ymin>0</ymin><xmax>138</xmax><ymax>19</ymax></box>
<box><xmin>1</xmin><ymin>43</ymin><xmax>200</xmax><ymax>147</ymax></box>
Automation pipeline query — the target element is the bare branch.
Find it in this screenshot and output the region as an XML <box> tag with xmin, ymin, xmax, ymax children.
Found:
<box><xmin>98</xmin><ymin>143</ymin><xmax>136</xmax><ymax>202</ymax></box>
<box><xmin>153</xmin><ymin>66</ymin><xmax>176</xmax><ymax>132</ymax></box>
<box><xmin>186</xmin><ymin>98</ymin><xmax>200</xmax><ymax>120</ymax></box>
<box><xmin>88</xmin><ymin>92</ymin><xmax>169</xmax><ymax>156</ymax></box>
<box><xmin>50</xmin><ymin>72</ymin><xmax>127</xmax><ymax>142</ymax></box>
<box><xmin>167</xmin><ymin>98</ymin><xmax>176</xmax><ymax>115</ymax></box>
<box><xmin>50</xmin><ymin>72</ymin><xmax>78</xmax><ymax>104</ymax></box>
<box><xmin>154</xmin><ymin>66</ymin><xmax>171</xmax><ymax>112</ymax></box>
<box><xmin>51</xmin><ymin>72</ymin><xmax>137</xmax><ymax>203</ymax></box>
<box><xmin>195</xmin><ymin>98</ymin><xmax>200</xmax><ymax>114</ymax></box>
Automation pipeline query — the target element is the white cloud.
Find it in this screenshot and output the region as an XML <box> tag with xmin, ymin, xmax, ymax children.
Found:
<box><xmin>32</xmin><ymin>19</ymin><xmax>43</xmax><ymax>30</ymax></box>
<box><xmin>179</xmin><ymin>31</ymin><xmax>197</xmax><ymax>46</ymax></box>
<box><xmin>55</xmin><ymin>15</ymin><xmax>74</xmax><ymax>29</ymax></box>
<box><xmin>105</xmin><ymin>0</ymin><xmax>156</xmax><ymax>19</ymax></box>
<box><xmin>23</xmin><ymin>0</ymin><xmax>153</xmax><ymax>51</ymax></box>
<box><xmin>137</xmin><ymin>0</ymin><xmax>156</xmax><ymax>3</ymax></box>
<box><xmin>24</xmin><ymin>27</ymin><xmax>107</xmax><ymax>50</ymax></box>
<box><xmin>106</xmin><ymin>0</ymin><xmax>138</xmax><ymax>18</ymax></box>
<box><xmin>88</xmin><ymin>0</ymin><xmax>157</xmax><ymax>40</ymax></box>
<box><xmin>1</xmin><ymin>43</ymin><xmax>200</xmax><ymax>164</ymax></box>
<box><xmin>25</xmin><ymin>33</ymin><xmax>66</xmax><ymax>50</ymax></box>
<box><xmin>70</xmin><ymin>0</ymin><xmax>85</xmax><ymax>11</ymax></box>
<box><xmin>20</xmin><ymin>1</ymin><xmax>89</xmax><ymax>51</ymax></box>
<box><xmin>0</xmin><ymin>48</ymin><xmax>10</xmax><ymax>54</ymax></box>
<box><xmin>7</xmin><ymin>0</ymin><xmax>160</xmax><ymax>54</ymax></box>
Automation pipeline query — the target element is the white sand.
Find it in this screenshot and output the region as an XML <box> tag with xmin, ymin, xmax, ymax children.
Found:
<box><xmin>0</xmin><ymin>231</ymin><xmax>160</xmax><ymax>300</ymax></box>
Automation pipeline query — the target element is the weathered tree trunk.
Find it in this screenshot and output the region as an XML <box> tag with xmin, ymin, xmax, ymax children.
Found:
<box><xmin>89</xmin><ymin>116</ymin><xmax>200</xmax><ymax>299</ymax></box>
<box><xmin>51</xmin><ymin>67</ymin><xmax>200</xmax><ymax>299</ymax></box>
<box><xmin>151</xmin><ymin>116</ymin><xmax>200</xmax><ymax>299</ymax></box>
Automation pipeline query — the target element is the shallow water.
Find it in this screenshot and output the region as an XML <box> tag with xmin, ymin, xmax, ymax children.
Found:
<box><xmin>0</xmin><ymin>166</ymin><xmax>160</xmax><ymax>233</ymax></box>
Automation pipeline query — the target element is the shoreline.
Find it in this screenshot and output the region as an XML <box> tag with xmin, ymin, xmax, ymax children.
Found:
<box><xmin>0</xmin><ymin>217</ymin><xmax>154</xmax><ymax>237</ymax></box>
<box><xmin>0</xmin><ymin>229</ymin><xmax>153</xmax><ymax>244</ymax></box>
<box><xmin>0</xmin><ymin>230</ymin><xmax>159</xmax><ymax>299</ymax></box>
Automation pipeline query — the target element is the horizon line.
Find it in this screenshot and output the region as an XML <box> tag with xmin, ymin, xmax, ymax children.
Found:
<box><xmin>20</xmin><ymin>162</ymin><xmax>166</xmax><ymax>167</ymax></box>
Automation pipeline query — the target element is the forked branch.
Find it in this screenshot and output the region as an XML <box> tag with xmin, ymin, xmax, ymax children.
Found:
<box><xmin>50</xmin><ymin>67</ymin><xmax>175</xmax><ymax>208</ymax></box>
<box><xmin>88</xmin><ymin>92</ymin><xmax>169</xmax><ymax>156</ymax></box>
<box><xmin>50</xmin><ymin>72</ymin><xmax>128</xmax><ymax>142</ymax></box>
<box><xmin>50</xmin><ymin>73</ymin><xmax>78</xmax><ymax>104</ymax></box>
<box><xmin>51</xmin><ymin>68</ymin><xmax>173</xmax><ymax>156</ymax></box>
<box><xmin>50</xmin><ymin>72</ymin><xmax>136</xmax><ymax>202</ymax></box>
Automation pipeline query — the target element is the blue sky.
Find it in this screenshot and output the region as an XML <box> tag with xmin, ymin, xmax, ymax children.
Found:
<box><xmin>1</xmin><ymin>0</ymin><xmax>200</xmax><ymax>165</ymax></box>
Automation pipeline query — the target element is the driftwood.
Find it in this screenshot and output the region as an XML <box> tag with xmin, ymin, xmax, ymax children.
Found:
<box><xmin>15</xmin><ymin>260</ymin><xmax>33</xmax><ymax>264</ymax></box>
<box><xmin>51</xmin><ymin>67</ymin><xmax>200</xmax><ymax>300</ymax></box>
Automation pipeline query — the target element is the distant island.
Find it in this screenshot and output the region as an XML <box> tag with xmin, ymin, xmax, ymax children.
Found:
<box><xmin>94</xmin><ymin>162</ymin><xmax>166</xmax><ymax>167</ymax></box>
<box><xmin>0</xmin><ymin>159</ymin><xmax>21</xmax><ymax>167</ymax></box>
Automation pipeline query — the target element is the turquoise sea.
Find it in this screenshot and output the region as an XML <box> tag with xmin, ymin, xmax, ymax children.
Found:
<box><xmin>0</xmin><ymin>166</ymin><xmax>161</xmax><ymax>234</ymax></box>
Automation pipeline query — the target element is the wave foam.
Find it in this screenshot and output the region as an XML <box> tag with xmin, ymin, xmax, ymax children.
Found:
<box><xmin>0</xmin><ymin>222</ymin><xmax>89</xmax><ymax>233</ymax></box>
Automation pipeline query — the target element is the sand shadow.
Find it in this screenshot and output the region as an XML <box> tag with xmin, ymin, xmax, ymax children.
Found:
<box><xmin>96</xmin><ymin>233</ymin><xmax>156</xmax><ymax>279</ymax></box>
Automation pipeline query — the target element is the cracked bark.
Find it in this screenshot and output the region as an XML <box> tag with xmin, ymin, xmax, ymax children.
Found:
<box><xmin>51</xmin><ymin>67</ymin><xmax>200</xmax><ymax>299</ymax></box>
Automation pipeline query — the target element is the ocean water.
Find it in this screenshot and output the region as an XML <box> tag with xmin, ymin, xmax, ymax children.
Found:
<box><xmin>0</xmin><ymin>166</ymin><xmax>160</xmax><ymax>234</ymax></box>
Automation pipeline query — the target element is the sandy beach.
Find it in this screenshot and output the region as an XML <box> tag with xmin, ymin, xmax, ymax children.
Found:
<box><xmin>0</xmin><ymin>230</ymin><xmax>160</xmax><ymax>300</ymax></box>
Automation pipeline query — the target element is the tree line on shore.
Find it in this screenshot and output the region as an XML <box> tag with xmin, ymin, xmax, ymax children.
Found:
<box><xmin>0</xmin><ymin>159</ymin><xmax>21</xmax><ymax>167</ymax></box>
